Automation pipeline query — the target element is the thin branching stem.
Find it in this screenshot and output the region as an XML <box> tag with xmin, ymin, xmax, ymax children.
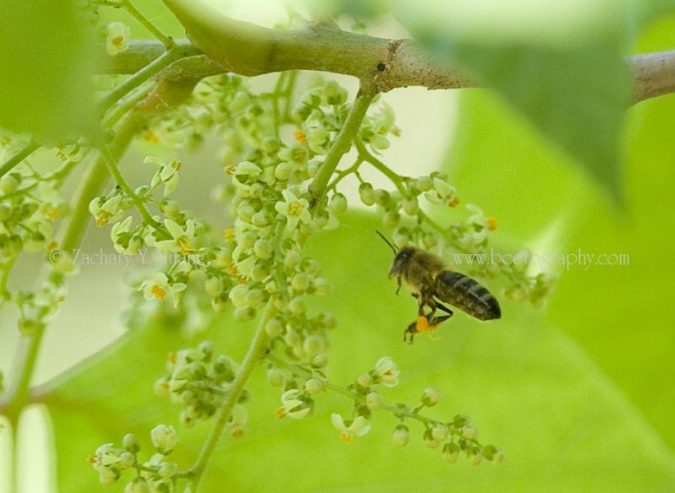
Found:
<box><xmin>123</xmin><ymin>0</ymin><xmax>174</xmax><ymax>48</ymax></box>
<box><xmin>309</xmin><ymin>85</ymin><xmax>375</xmax><ymax>206</ymax></box>
<box><xmin>0</xmin><ymin>140</ymin><xmax>40</xmax><ymax>179</ymax></box>
<box><xmin>188</xmin><ymin>303</ymin><xmax>274</xmax><ymax>491</ymax></box>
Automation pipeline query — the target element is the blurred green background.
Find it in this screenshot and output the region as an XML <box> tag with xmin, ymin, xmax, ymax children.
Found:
<box><xmin>2</xmin><ymin>1</ymin><xmax>675</xmax><ymax>492</ymax></box>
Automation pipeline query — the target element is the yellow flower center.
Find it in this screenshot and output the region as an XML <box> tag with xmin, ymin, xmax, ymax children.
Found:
<box><xmin>151</xmin><ymin>284</ymin><xmax>167</xmax><ymax>301</ymax></box>
<box><xmin>486</xmin><ymin>216</ymin><xmax>498</xmax><ymax>231</ymax></box>
<box><xmin>340</xmin><ymin>432</ymin><xmax>354</xmax><ymax>444</ymax></box>
<box><xmin>294</xmin><ymin>130</ymin><xmax>307</xmax><ymax>144</ymax></box>
<box><xmin>112</xmin><ymin>35</ymin><xmax>125</xmax><ymax>48</ymax></box>
<box><xmin>43</xmin><ymin>205</ymin><xmax>60</xmax><ymax>220</ymax></box>
<box><xmin>177</xmin><ymin>236</ymin><xmax>194</xmax><ymax>255</ymax></box>
<box><xmin>95</xmin><ymin>213</ymin><xmax>110</xmax><ymax>227</ymax></box>
<box><xmin>143</xmin><ymin>131</ymin><xmax>159</xmax><ymax>143</ymax></box>
<box><xmin>288</xmin><ymin>201</ymin><xmax>304</xmax><ymax>216</ymax></box>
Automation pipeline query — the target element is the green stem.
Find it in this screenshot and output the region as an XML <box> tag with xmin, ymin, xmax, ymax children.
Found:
<box><xmin>265</xmin><ymin>353</ymin><xmax>438</xmax><ymax>427</ymax></box>
<box><xmin>1</xmin><ymin>119</ymin><xmax>138</xmax><ymax>423</ymax></box>
<box><xmin>309</xmin><ymin>86</ymin><xmax>375</xmax><ymax>206</ymax></box>
<box><xmin>0</xmin><ymin>140</ymin><xmax>40</xmax><ymax>179</ymax></box>
<box><xmin>98</xmin><ymin>46</ymin><xmax>183</xmax><ymax>113</ymax></box>
<box><xmin>189</xmin><ymin>303</ymin><xmax>274</xmax><ymax>491</ymax></box>
<box><xmin>325</xmin><ymin>158</ymin><xmax>363</xmax><ymax>194</ymax></box>
<box><xmin>355</xmin><ymin>138</ymin><xmax>472</xmax><ymax>253</ymax></box>
<box><xmin>355</xmin><ymin>137</ymin><xmax>406</xmax><ymax>194</ymax></box>
<box><xmin>102</xmin><ymin>81</ymin><xmax>154</xmax><ymax>129</ymax></box>
<box><xmin>99</xmin><ymin>147</ymin><xmax>161</xmax><ymax>230</ymax></box>
<box><xmin>124</xmin><ymin>0</ymin><xmax>174</xmax><ymax>48</ymax></box>
<box><xmin>271</xmin><ymin>72</ymin><xmax>287</xmax><ymax>138</ymax></box>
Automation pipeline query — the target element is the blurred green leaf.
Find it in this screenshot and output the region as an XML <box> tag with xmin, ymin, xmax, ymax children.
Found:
<box><xmin>0</xmin><ymin>0</ymin><xmax>99</xmax><ymax>143</ymax></box>
<box><xmin>444</xmin><ymin>11</ymin><xmax>675</xmax><ymax>453</ymax></box>
<box><xmin>396</xmin><ymin>1</ymin><xmax>632</xmax><ymax>201</ymax></box>
<box><xmin>46</xmin><ymin>213</ymin><xmax>675</xmax><ymax>492</ymax></box>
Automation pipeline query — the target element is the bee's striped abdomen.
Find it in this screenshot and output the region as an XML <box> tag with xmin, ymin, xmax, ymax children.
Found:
<box><xmin>435</xmin><ymin>271</ymin><xmax>501</xmax><ymax>321</ymax></box>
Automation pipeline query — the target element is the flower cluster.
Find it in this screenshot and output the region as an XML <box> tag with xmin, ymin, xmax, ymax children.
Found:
<box><xmin>0</xmin><ymin>142</ymin><xmax>84</xmax><ymax>260</ymax></box>
<box><xmin>387</xmin><ymin>390</ymin><xmax>505</xmax><ymax>466</ymax></box>
<box><xmin>355</xmin><ymin>166</ymin><xmax>554</xmax><ymax>306</ymax></box>
<box><xmin>0</xmin><ymin>140</ymin><xmax>87</xmax><ymax>334</ymax></box>
<box><xmin>89</xmin><ymin>425</ymin><xmax>185</xmax><ymax>491</ymax></box>
<box><xmin>154</xmin><ymin>341</ymin><xmax>244</xmax><ymax>429</ymax></box>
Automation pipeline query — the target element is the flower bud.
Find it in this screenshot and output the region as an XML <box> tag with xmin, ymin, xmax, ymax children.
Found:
<box><xmin>304</xmin><ymin>378</ymin><xmax>325</xmax><ymax>395</ymax></box>
<box><xmin>421</xmin><ymin>387</ymin><xmax>441</xmax><ymax>407</ymax></box>
<box><xmin>150</xmin><ymin>424</ymin><xmax>178</xmax><ymax>455</ymax></box>
<box><xmin>365</xmin><ymin>391</ymin><xmax>382</xmax><ymax>411</ymax></box>
<box><xmin>392</xmin><ymin>425</ymin><xmax>409</xmax><ymax>447</ymax></box>
<box><xmin>125</xmin><ymin>478</ymin><xmax>150</xmax><ymax>493</ymax></box>
<box><xmin>303</xmin><ymin>335</ymin><xmax>325</xmax><ymax>357</ymax></box>
<box><xmin>122</xmin><ymin>433</ymin><xmax>139</xmax><ymax>453</ymax></box>
<box><xmin>358</xmin><ymin>183</ymin><xmax>375</xmax><ymax>206</ymax></box>
<box><xmin>442</xmin><ymin>443</ymin><xmax>459</xmax><ymax>463</ymax></box>
<box><xmin>356</xmin><ymin>373</ymin><xmax>372</xmax><ymax>389</ymax></box>
<box><xmin>265</xmin><ymin>317</ymin><xmax>284</xmax><ymax>337</ymax></box>
<box><xmin>266</xmin><ymin>367</ymin><xmax>285</xmax><ymax>387</ymax></box>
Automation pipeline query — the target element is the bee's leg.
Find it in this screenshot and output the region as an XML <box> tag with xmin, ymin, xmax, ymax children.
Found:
<box><xmin>427</xmin><ymin>302</ymin><xmax>453</xmax><ymax>326</ymax></box>
<box><xmin>395</xmin><ymin>276</ymin><xmax>402</xmax><ymax>295</ymax></box>
<box><xmin>403</xmin><ymin>321</ymin><xmax>417</xmax><ymax>344</ymax></box>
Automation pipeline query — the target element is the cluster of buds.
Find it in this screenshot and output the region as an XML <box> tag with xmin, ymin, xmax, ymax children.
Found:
<box><xmin>89</xmin><ymin>425</ymin><xmax>182</xmax><ymax>491</ymax></box>
<box><xmin>155</xmin><ymin>341</ymin><xmax>244</xmax><ymax>429</ymax></box>
<box><xmin>389</xmin><ymin>388</ymin><xmax>505</xmax><ymax>465</ymax></box>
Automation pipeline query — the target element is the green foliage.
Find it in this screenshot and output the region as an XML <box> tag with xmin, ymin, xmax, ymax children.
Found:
<box><xmin>396</xmin><ymin>1</ymin><xmax>635</xmax><ymax>202</ymax></box>
<box><xmin>3</xmin><ymin>2</ymin><xmax>675</xmax><ymax>492</ymax></box>
<box><xmin>45</xmin><ymin>213</ymin><xmax>675</xmax><ymax>492</ymax></box>
<box><xmin>0</xmin><ymin>0</ymin><xmax>99</xmax><ymax>143</ymax></box>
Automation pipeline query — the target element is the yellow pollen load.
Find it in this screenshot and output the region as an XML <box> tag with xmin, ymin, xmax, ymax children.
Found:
<box><xmin>415</xmin><ymin>316</ymin><xmax>439</xmax><ymax>333</ymax></box>
<box><xmin>275</xmin><ymin>407</ymin><xmax>286</xmax><ymax>419</ymax></box>
<box><xmin>151</xmin><ymin>284</ymin><xmax>167</xmax><ymax>301</ymax></box>
<box><xmin>288</xmin><ymin>201</ymin><xmax>303</xmax><ymax>216</ymax></box>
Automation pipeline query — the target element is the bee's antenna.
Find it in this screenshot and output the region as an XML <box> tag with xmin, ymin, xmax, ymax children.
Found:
<box><xmin>375</xmin><ymin>230</ymin><xmax>398</xmax><ymax>255</ymax></box>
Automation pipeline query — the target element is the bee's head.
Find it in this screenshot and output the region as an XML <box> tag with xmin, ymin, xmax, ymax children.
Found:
<box><xmin>389</xmin><ymin>246</ymin><xmax>415</xmax><ymax>278</ymax></box>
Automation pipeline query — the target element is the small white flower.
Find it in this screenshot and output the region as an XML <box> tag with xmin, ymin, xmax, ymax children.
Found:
<box><xmin>275</xmin><ymin>190</ymin><xmax>311</xmax><ymax>231</ymax></box>
<box><xmin>147</xmin><ymin>157</ymin><xmax>182</xmax><ymax>197</ymax></box>
<box><xmin>373</xmin><ymin>357</ymin><xmax>399</xmax><ymax>387</ymax></box>
<box><xmin>330</xmin><ymin>414</ymin><xmax>371</xmax><ymax>443</ymax></box>
<box><xmin>106</xmin><ymin>22</ymin><xmax>131</xmax><ymax>56</ymax></box>
<box><xmin>141</xmin><ymin>272</ymin><xmax>186</xmax><ymax>306</ymax></box>
<box><xmin>155</xmin><ymin>219</ymin><xmax>197</xmax><ymax>255</ymax></box>
<box><xmin>226</xmin><ymin>404</ymin><xmax>248</xmax><ymax>437</ymax></box>
<box><xmin>278</xmin><ymin>389</ymin><xmax>311</xmax><ymax>420</ymax></box>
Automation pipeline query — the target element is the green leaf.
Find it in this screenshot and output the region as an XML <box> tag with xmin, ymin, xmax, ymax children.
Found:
<box><xmin>444</xmin><ymin>13</ymin><xmax>675</xmax><ymax>451</ymax></box>
<box><xmin>396</xmin><ymin>1</ymin><xmax>632</xmax><ymax>202</ymax></box>
<box><xmin>0</xmin><ymin>0</ymin><xmax>99</xmax><ymax>143</ymax></box>
<box><xmin>46</xmin><ymin>213</ymin><xmax>675</xmax><ymax>492</ymax></box>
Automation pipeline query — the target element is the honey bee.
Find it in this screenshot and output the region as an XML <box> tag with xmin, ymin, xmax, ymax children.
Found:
<box><xmin>377</xmin><ymin>232</ymin><xmax>501</xmax><ymax>343</ymax></box>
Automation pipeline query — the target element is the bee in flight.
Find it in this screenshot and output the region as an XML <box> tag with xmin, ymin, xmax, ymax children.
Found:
<box><xmin>377</xmin><ymin>231</ymin><xmax>501</xmax><ymax>343</ymax></box>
